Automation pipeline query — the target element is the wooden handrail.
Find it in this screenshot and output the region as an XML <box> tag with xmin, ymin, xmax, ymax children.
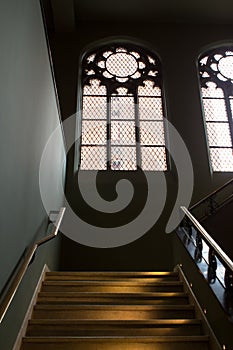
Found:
<box><xmin>0</xmin><ymin>207</ymin><xmax>66</xmax><ymax>323</ymax></box>
<box><xmin>190</xmin><ymin>178</ymin><xmax>233</xmax><ymax>211</ymax></box>
<box><xmin>181</xmin><ymin>206</ymin><xmax>233</xmax><ymax>273</ymax></box>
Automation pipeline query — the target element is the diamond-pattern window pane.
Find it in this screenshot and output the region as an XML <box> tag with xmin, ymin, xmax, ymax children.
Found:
<box><xmin>81</xmin><ymin>146</ymin><xmax>107</xmax><ymax>170</ymax></box>
<box><xmin>138</xmin><ymin>80</ymin><xmax>161</xmax><ymax>96</ymax></box>
<box><xmin>206</xmin><ymin>122</ymin><xmax>232</xmax><ymax>147</ymax></box>
<box><xmin>201</xmin><ymin>83</ymin><xmax>224</xmax><ymax>98</ymax></box>
<box><xmin>203</xmin><ymin>99</ymin><xmax>227</xmax><ymax>121</ymax></box>
<box><xmin>139</xmin><ymin>97</ymin><xmax>163</xmax><ymax>120</ymax></box>
<box><xmin>83</xmin><ymin>79</ymin><xmax>106</xmax><ymax>95</ymax></box>
<box><xmin>141</xmin><ymin>147</ymin><xmax>167</xmax><ymax>171</ymax></box>
<box><xmin>82</xmin><ymin>120</ymin><xmax>106</xmax><ymax>145</ymax></box>
<box><xmin>106</xmin><ymin>52</ymin><xmax>137</xmax><ymax>77</ymax></box>
<box><xmin>111</xmin><ymin>147</ymin><xmax>137</xmax><ymax>170</ymax></box>
<box><xmin>210</xmin><ymin>148</ymin><xmax>233</xmax><ymax>171</ymax></box>
<box><xmin>83</xmin><ymin>96</ymin><xmax>107</xmax><ymax>120</ymax></box>
<box><xmin>111</xmin><ymin>121</ymin><xmax>136</xmax><ymax>145</ymax></box>
<box><xmin>111</xmin><ymin>96</ymin><xmax>134</xmax><ymax>120</ymax></box>
<box><xmin>140</xmin><ymin>121</ymin><xmax>165</xmax><ymax>145</ymax></box>
<box><xmin>230</xmin><ymin>98</ymin><xmax>233</xmax><ymax>118</ymax></box>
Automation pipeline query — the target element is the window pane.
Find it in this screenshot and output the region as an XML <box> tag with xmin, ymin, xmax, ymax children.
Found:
<box><xmin>141</xmin><ymin>146</ymin><xmax>167</xmax><ymax>171</ymax></box>
<box><xmin>139</xmin><ymin>97</ymin><xmax>163</xmax><ymax>120</ymax></box>
<box><xmin>203</xmin><ymin>99</ymin><xmax>227</xmax><ymax>121</ymax></box>
<box><xmin>140</xmin><ymin>121</ymin><xmax>165</xmax><ymax>145</ymax></box>
<box><xmin>201</xmin><ymin>83</ymin><xmax>224</xmax><ymax>98</ymax></box>
<box><xmin>210</xmin><ymin>148</ymin><xmax>233</xmax><ymax>172</ymax></box>
<box><xmin>81</xmin><ymin>44</ymin><xmax>166</xmax><ymax>171</ymax></box>
<box><xmin>111</xmin><ymin>121</ymin><xmax>136</xmax><ymax>145</ymax></box>
<box><xmin>82</xmin><ymin>120</ymin><xmax>107</xmax><ymax>145</ymax></box>
<box><xmin>81</xmin><ymin>146</ymin><xmax>107</xmax><ymax>170</ymax></box>
<box><xmin>111</xmin><ymin>147</ymin><xmax>137</xmax><ymax>170</ymax></box>
<box><xmin>199</xmin><ymin>47</ymin><xmax>233</xmax><ymax>172</ymax></box>
<box><xmin>83</xmin><ymin>96</ymin><xmax>107</xmax><ymax>120</ymax></box>
<box><xmin>83</xmin><ymin>79</ymin><xmax>106</xmax><ymax>95</ymax></box>
<box><xmin>206</xmin><ymin>122</ymin><xmax>232</xmax><ymax>147</ymax></box>
<box><xmin>230</xmin><ymin>98</ymin><xmax>233</xmax><ymax>118</ymax></box>
<box><xmin>138</xmin><ymin>80</ymin><xmax>161</xmax><ymax>96</ymax></box>
<box><xmin>111</xmin><ymin>96</ymin><xmax>134</xmax><ymax>120</ymax></box>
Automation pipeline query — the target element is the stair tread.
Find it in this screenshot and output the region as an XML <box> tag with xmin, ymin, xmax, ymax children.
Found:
<box><xmin>20</xmin><ymin>271</ymin><xmax>215</xmax><ymax>350</ymax></box>
<box><xmin>29</xmin><ymin>319</ymin><xmax>201</xmax><ymax>325</ymax></box>
<box><xmin>22</xmin><ymin>335</ymin><xmax>209</xmax><ymax>342</ymax></box>
<box><xmin>38</xmin><ymin>292</ymin><xmax>188</xmax><ymax>297</ymax></box>
<box><xmin>46</xmin><ymin>271</ymin><xmax>179</xmax><ymax>276</ymax></box>
<box><xmin>34</xmin><ymin>304</ymin><xmax>194</xmax><ymax>310</ymax></box>
<box><xmin>43</xmin><ymin>281</ymin><xmax>183</xmax><ymax>286</ymax></box>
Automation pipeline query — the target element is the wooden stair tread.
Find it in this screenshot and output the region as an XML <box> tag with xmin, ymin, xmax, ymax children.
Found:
<box><xmin>19</xmin><ymin>270</ymin><xmax>217</xmax><ymax>350</ymax></box>
<box><xmin>38</xmin><ymin>291</ymin><xmax>188</xmax><ymax>297</ymax></box>
<box><xmin>29</xmin><ymin>319</ymin><xmax>201</xmax><ymax>325</ymax></box>
<box><xmin>22</xmin><ymin>335</ymin><xmax>209</xmax><ymax>342</ymax></box>
<box><xmin>33</xmin><ymin>304</ymin><xmax>194</xmax><ymax>310</ymax></box>
<box><xmin>46</xmin><ymin>271</ymin><xmax>179</xmax><ymax>277</ymax></box>
<box><xmin>42</xmin><ymin>280</ymin><xmax>183</xmax><ymax>286</ymax></box>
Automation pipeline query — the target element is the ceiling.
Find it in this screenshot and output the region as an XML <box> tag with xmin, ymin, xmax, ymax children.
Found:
<box><xmin>43</xmin><ymin>0</ymin><xmax>233</xmax><ymax>32</ymax></box>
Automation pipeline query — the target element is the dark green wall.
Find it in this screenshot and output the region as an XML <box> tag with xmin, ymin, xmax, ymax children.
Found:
<box><xmin>0</xmin><ymin>0</ymin><xmax>65</xmax><ymax>349</ymax></box>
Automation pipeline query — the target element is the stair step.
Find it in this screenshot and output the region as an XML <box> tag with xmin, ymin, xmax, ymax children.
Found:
<box><xmin>32</xmin><ymin>304</ymin><xmax>195</xmax><ymax>320</ymax></box>
<box><xmin>37</xmin><ymin>291</ymin><xmax>189</xmax><ymax>305</ymax></box>
<box><xmin>41</xmin><ymin>280</ymin><xmax>184</xmax><ymax>293</ymax></box>
<box><xmin>21</xmin><ymin>335</ymin><xmax>210</xmax><ymax>350</ymax></box>
<box><xmin>45</xmin><ymin>271</ymin><xmax>179</xmax><ymax>281</ymax></box>
<box><xmin>27</xmin><ymin>319</ymin><xmax>202</xmax><ymax>336</ymax></box>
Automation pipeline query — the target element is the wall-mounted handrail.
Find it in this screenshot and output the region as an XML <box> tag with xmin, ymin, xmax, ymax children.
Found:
<box><xmin>0</xmin><ymin>207</ymin><xmax>66</xmax><ymax>324</ymax></box>
<box><xmin>190</xmin><ymin>178</ymin><xmax>233</xmax><ymax>211</ymax></box>
<box><xmin>181</xmin><ymin>206</ymin><xmax>233</xmax><ymax>273</ymax></box>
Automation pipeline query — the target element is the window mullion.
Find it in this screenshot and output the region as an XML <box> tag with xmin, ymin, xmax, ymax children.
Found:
<box><xmin>107</xmin><ymin>94</ymin><xmax>111</xmax><ymax>169</ymax></box>
<box><xmin>134</xmin><ymin>93</ymin><xmax>141</xmax><ymax>168</ymax></box>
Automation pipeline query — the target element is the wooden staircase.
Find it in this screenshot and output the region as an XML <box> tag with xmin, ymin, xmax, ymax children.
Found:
<box><xmin>19</xmin><ymin>270</ymin><xmax>219</xmax><ymax>349</ymax></box>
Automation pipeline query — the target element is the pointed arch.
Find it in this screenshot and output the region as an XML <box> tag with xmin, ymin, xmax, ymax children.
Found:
<box><xmin>198</xmin><ymin>45</ymin><xmax>233</xmax><ymax>171</ymax></box>
<box><xmin>79</xmin><ymin>42</ymin><xmax>167</xmax><ymax>171</ymax></box>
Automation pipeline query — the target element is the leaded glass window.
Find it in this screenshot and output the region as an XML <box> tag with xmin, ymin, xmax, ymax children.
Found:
<box><xmin>199</xmin><ymin>47</ymin><xmax>233</xmax><ymax>172</ymax></box>
<box><xmin>80</xmin><ymin>44</ymin><xmax>167</xmax><ymax>171</ymax></box>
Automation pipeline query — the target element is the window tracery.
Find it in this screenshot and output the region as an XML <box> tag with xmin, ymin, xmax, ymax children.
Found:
<box><xmin>80</xmin><ymin>43</ymin><xmax>167</xmax><ymax>171</ymax></box>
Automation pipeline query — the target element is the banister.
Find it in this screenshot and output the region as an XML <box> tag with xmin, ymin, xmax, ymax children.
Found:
<box><xmin>0</xmin><ymin>207</ymin><xmax>66</xmax><ymax>324</ymax></box>
<box><xmin>190</xmin><ymin>178</ymin><xmax>233</xmax><ymax>211</ymax></box>
<box><xmin>181</xmin><ymin>206</ymin><xmax>233</xmax><ymax>273</ymax></box>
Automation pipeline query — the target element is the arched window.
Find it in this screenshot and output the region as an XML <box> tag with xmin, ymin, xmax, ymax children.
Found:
<box><xmin>199</xmin><ymin>46</ymin><xmax>233</xmax><ymax>171</ymax></box>
<box><xmin>79</xmin><ymin>43</ymin><xmax>167</xmax><ymax>171</ymax></box>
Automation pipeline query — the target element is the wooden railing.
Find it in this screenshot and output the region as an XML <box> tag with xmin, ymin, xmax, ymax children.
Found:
<box><xmin>0</xmin><ymin>207</ymin><xmax>66</xmax><ymax>323</ymax></box>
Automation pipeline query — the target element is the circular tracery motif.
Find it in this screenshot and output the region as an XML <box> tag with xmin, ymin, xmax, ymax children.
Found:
<box><xmin>106</xmin><ymin>52</ymin><xmax>138</xmax><ymax>77</ymax></box>
<box><xmin>218</xmin><ymin>56</ymin><xmax>233</xmax><ymax>80</ymax></box>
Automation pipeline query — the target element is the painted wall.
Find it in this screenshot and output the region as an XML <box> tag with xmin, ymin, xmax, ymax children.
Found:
<box><xmin>0</xmin><ymin>0</ymin><xmax>65</xmax><ymax>348</ymax></box>
<box><xmin>48</xmin><ymin>21</ymin><xmax>233</xmax><ymax>271</ymax></box>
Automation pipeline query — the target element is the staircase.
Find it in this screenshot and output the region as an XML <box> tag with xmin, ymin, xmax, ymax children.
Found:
<box><xmin>19</xmin><ymin>270</ymin><xmax>217</xmax><ymax>350</ymax></box>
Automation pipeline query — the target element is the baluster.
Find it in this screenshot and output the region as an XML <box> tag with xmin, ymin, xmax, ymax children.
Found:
<box><xmin>224</xmin><ymin>268</ymin><xmax>233</xmax><ymax>294</ymax></box>
<box><xmin>224</xmin><ymin>268</ymin><xmax>233</xmax><ymax>316</ymax></box>
<box><xmin>208</xmin><ymin>196</ymin><xmax>217</xmax><ymax>215</ymax></box>
<box><xmin>194</xmin><ymin>232</ymin><xmax>203</xmax><ymax>263</ymax></box>
<box><xmin>208</xmin><ymin>248</ymin><xmax>217</xmax><ymax>283</ymax></box>
<box><xmin>181</xmin><ymin>216</ymin><xmax>192</xmax><ymax>245</ymax></box>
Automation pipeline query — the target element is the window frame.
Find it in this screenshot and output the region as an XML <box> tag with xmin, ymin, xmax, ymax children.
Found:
<box><xmin>78</xmin><ymin>42</ymin><xmax>168</xmax><ymax>172</ymax></box>
<box><xmin>198</xmin><ymin>45</ymin><xmax>233</xmax><ymax>172</ymax></box>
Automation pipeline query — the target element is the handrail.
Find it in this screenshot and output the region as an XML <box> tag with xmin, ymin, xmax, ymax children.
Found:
<box><xmin>181</xmin><ymin>206</ymin><xmax>233</xmax><ymax>273</ymax></box>
<box><xmin>190</xmin><ymin>178</ymin><xmax>233</xmax><ymax>211</ymax></box>
<box><xmin>0</xmin><ymin>207</ymin><xmax>66</xmax><ymax>323</ymax></box>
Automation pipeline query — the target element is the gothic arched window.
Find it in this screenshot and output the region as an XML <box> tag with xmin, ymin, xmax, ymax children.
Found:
<box><xmin>80</xmin><ymin>43</ymin><xmax>167</xmax><ymax>171</ymax></box>
<box><xmin>199</xmin><ymin>46</ymin><xmax>233</xmax><ymax>171</ymax></box>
